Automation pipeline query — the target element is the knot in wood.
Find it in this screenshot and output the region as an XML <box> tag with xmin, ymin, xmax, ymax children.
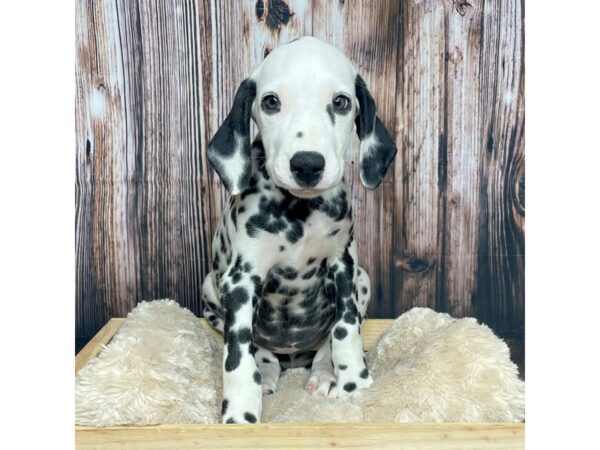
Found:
<box><xmin>397</xmin><ymin>256</ymin><xmax>435</xmax><ymax>274</ymax></box>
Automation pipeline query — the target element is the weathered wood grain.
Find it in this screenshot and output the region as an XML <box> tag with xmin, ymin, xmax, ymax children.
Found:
<box><xmin>76</xmin><ymin>0</ymin><xmax>525</xmax><ymax>355</ymax></box>
<box><xmin>473</xmin><ymin>0</ymin><xmax>525</xmax><ymax>333</ymax></box>
<box><xmin>442</xmin><ymin>0</ymin><xmax>484</xmax><ymax>319</ymax></box>
<box><xmin>396</xmin><ymin>0</ymin><xmax>445</xmax><ymax>311</ymax></box>
<box><xmin>342</xmin><ymin>1</ymin><xmax>402</xmax><ymax>320</ymax></box>
<box><xmin>76</xmin><ymin>0</ymin><xmax>211</xmax><ymax>336</ymax></box>
<box><xmin>76</xmin><ymin>420</ymin><xmax>524</xmax><ymax>449</ymax></box>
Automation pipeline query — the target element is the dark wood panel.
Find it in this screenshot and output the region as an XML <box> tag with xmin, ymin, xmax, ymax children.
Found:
<box><xmin>76</xmin><ymin>0</ymin><xmax>525</xmax><ymax>345</ymax></box>
<box><xmin>472</xmin><ymin>0</ymin><xmax>525</xmax><ymax>333</ymax></box>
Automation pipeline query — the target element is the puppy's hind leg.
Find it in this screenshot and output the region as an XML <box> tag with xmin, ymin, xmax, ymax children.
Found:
<box><xmin>254</xmin><ymin>346</ymin><xmax>281</xmax><ymax>395</ymax></box>
<box><xmin>356</xmin><ymin>266</ymin><xmax>371</xmax><ymax>322</ymax></box>
<box><xmin>306</xmin><ymin>336</ymin><xmax>336</xmax><ymax>397</ymax></box>
<box><xmin>202</xmin><ymin>271</ymin><xmax>224</xmax><ymax>332</ymax></box>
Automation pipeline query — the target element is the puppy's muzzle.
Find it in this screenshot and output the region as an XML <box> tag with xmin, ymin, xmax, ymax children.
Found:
<box><xmin>289</xmin><ymin>151</ymin><xmax>325</xmax><ymax>187</ymax></box>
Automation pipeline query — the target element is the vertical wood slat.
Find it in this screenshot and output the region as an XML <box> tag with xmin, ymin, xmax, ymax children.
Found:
<box><xmin>442</xmin><ymin>0</ymin><xmax>484</xmax><ymax>319</ymax></box>
<box><xmin>473</xmin><ymin>0</ymin><xmax>525</xmax><ymax>332</ymax></box>
<box><xmin>76</xmin><ymin>0</ymin><xmax>525</xmax><ymax>344</ymax></box>
<box><xmin>76</xmin><ymin>0</ymin><xmax>134</xmax><ymax>336</ymax></box>
<box><xmin>341</xmin><ymin>1</ymin><xmax>402</xmax><ymax>320</ymax></box>
<box><xmin>397</xmin><ymin>1</ymin><xmax>445</xmax><ymax>311</ymax></box>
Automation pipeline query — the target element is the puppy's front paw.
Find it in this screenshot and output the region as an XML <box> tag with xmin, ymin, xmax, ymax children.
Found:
<box><xmin>221</xmin><ymin>397</ymin><xmax>261</xmax><ymax>424</ymax></box>
<box><xmin>330</xmin><ymin>365</ymin><xmax>373</xmax><ymax>399</ymax></box>
<box><xmin>222</xmin><ymin>413</ymin><xmax>259</xmax><ymax>424</ymax></box>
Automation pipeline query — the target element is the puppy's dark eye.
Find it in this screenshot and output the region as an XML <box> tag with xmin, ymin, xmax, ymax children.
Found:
<box><xmin>332</xmin><ymin>95</ymin><xmax>351</xmax><ymax>114</ymax></box>
<box><xmin>261</xmin><ymin>94</ymin><xmax>281</xmax><ymax>113</ymax></box>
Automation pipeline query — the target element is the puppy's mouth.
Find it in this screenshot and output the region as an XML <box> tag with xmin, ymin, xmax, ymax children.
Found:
<box><xmin>286</xmin><ymin>187</ymin><xmax>329</xmax><ymax>199</ymax></box>
<box><xmin>270</xmin><ymin>173</ymin><xmax>338</xmax><ymax>198</ymax></box>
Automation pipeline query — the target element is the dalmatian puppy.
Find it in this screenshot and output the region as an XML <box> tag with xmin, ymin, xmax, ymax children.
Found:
<box><xmin>203</xmin><ymin>37</ymin><xmax>397</xmax><ymax>424</ymax></box>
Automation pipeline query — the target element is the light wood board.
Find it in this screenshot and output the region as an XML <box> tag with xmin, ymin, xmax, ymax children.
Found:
<box><xmin>76</xmin><ymin>422</ymin><xmax>524</xmax><ymax>449</ymax></box>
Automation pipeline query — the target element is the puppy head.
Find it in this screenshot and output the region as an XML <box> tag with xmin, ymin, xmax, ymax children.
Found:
<box><xmin>208</xmin><ymin>37</ymin><xmax>397</xmax><ymax>196</ymax></box>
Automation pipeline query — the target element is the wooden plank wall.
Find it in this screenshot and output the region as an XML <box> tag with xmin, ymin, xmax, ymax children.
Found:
<box><xmin>76</xmin><ymin>0</ymin><xmax>525</xmax><ymax>347</ymax></box>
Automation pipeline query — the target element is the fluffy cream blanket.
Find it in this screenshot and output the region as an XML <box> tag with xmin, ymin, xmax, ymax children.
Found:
<box><xmin>75</xmin><ymin>300</ymin><xmax>524</xmax><ymax>426</ymax></box>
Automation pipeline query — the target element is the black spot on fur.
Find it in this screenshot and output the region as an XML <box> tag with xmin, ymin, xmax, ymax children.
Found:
<box><xmin>361</xmin><ymin>286</ymin><xmax>368</xmax><ymax>295</ymax></box>
<box><xmin>241</xmin><ymin>176</ymin><xmax>260</xmax><ymax>200</ymax></box>
<box><xmin>360</xmin><ymin>368</ymin><xmax>369</xmax><ymax>379</ymax></box>
<box><xmin>335</xmin><ymin>272</ymin><xmax>352</xmax><ymax>298</ymax></box>
<box><xmin>307</xmin><ymin>256</ymin><xmax>317</xmax><ymax>265</ymax></box>
<box><xmin>285</xmin><ymin>221</ymin><xmax>304</xmax><ymax>243</ymax></box>
<box><xmin>221</xmin><ymin>399</ymin><xmax>229</xmax><ymax>415</ymax></box>
<box><xmin>225</xmin><ymin>336</ymin><xmax>241</xmax><ymax>372</ymax></box>
<box><xmin>231</xmin><ymin>206</ymin><xmax>238</xmax><ymax>229</ymax></box>
<box><xmin>223</xmin><ymin>286</ymin><xmax>249</xmax><ymax>312</ymax></box>
<box><xmin>343</xmin><ymin>382</ymin><xmax>356</xmax><ymax>392</ymax></box>
<box><xmin>250</xmin><ymin>275</ymin><xmax>262</xmax><ymax>295</ymax></box>
<box><xmin>343</xmin><ymin>311</ymin><xmax>357</xmax><ymax>325</ymax></box>
<box><xmin>280</xmin><ymin>245</ymin><xmax>285</xmax><ymax>252</ymax></box>
<box><xmin>264</xmin><ymin>275</ymin><xmax>281</xmax><ymax>294</ymax></box>
<box><xmin>338</xmin><ymin>364</ymin><xmax>348</xmax><ymax>370</ymax></box>
<box><xmin>324</xmin><ymin>282</ymin><xmax>336</xmax><ymax>303</ymax></box>
<box><xmin>266</xmin><ymin>388</ymin><xmax>274</xmax><ymax>395</ymax></box>
<box><xmin>244</xmin><ymin>412</ymin><xmax>257</xmax><ymax>423</ymax></box>
<box><xmin>328</xmin><ymin>228</ymin><xmax>340</xmax><ymax>237</ymax></box>
<box><xmin>346</xmin><ymin>298</ymin><xmax>359</xmax><ymax>317</ymax></box>
<box><xmin>317</xmin><ymin>259</ymin><xmax>328</xmax><ymax>276</ymax></box>
<box><xmin>296</xmin><ymin>131</ymin><xmax>303</xmax><ymax>138</ymax></box>
<box><xmin>252</xmin><ymin>141</ymin><xmax>271</xmax><ymax>180</ymax></box>
<box><xmin>253</xmin><ymin>370</ymin><xmax>262</xmax><ymax>385</ymax></box>
<box><xmin>226</xmin><ymin>417</ymin><xmax>236</xmax><ymax>423</ymax></box>
<box><xmin>301</xmin><ymin>267</ymin><xmax>317</xmax><ymax>280</ymax></box>
<box><xmin>319</xmin><ymin>190</ymin><xmax>348</xmax><ymax>221</ymax></box>
<box><xmin>276</xmin><ymin>266</ymin><xmax>298</xmax><ymax>280</ymax></box>
<box><xmin>262</xmin><ymin>358</ymin><xmax>271</xmax><ymax>364</ymax></box>
<box><xmin>333</xmin><ymin>327</ymin><xmax>348</xmax><ymax>340</ymax></box>
<box><xmin>277</xmin><ymin>285</ymin><xmax>299</xmax><ymax>296</ymax></box>
<box><xmin>237</xmin><ymin>327</ymin><xmax>253</xmax><ymax>344</ymax></box>
<box><xmin>245</xmin><ymin>196</ymin><xmax>289</xmax><ymax>237</ymax></box>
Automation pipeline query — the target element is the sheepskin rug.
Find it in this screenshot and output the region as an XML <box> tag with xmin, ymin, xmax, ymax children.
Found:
<box><xmin>75</xmin><ymin>300</ymin><xmax>524</xmax><ymax>426</ymax></box>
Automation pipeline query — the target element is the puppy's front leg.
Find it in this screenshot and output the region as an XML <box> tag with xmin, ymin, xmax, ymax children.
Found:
<box><xmin>220</xmin><ymin>256</ymin><xmax>263</xmax><ymax>424</ymax></box>
<box><xmin>329</xmin><ymin>240</ymin><xmax>373</xmax><ymax>398</ymax></box>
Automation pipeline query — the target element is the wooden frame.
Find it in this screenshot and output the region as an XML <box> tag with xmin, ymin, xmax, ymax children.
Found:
<box><xmin>75</xmin><ymin>319</ymin><xmax>524</xmax><ymax>449</ymax></box>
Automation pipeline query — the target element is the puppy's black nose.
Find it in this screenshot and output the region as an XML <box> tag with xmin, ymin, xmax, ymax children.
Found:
<box><xmin>289</xmin><ymin>151</ymin><xmax>325</xmax><ymax>187</ymax></box>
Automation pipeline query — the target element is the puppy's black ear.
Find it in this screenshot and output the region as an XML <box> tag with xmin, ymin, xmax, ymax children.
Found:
<box><xmin>207</xmin><ymin>79</ymin><xmax>257</xmax><ymax>194</ymax></box>
<box><xmin>354</xmin><ymin>75</ymin><xmax>397</xmax><ymax>189</ymax></box>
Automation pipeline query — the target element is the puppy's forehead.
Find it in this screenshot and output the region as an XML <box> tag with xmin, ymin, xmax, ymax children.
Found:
<box><xmin>253</xmin><ymin>37</ymin><xmax>356</xmax><ymax>92</ymax></box>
